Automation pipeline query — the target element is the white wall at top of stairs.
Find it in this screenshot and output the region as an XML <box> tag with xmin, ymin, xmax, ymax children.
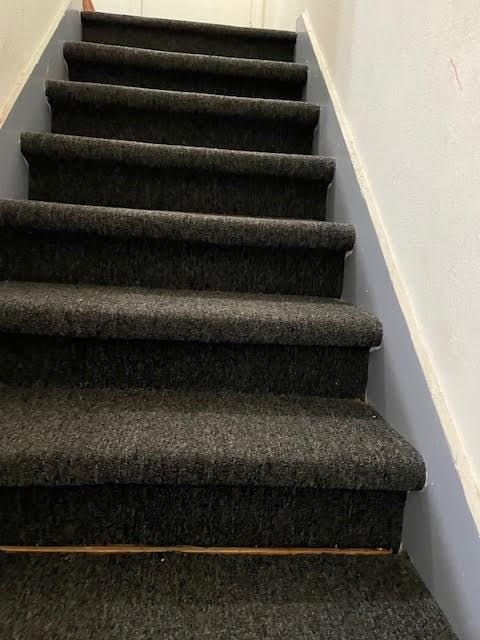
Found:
<box><xmin>93</xmin><ymin>0</ymin><xmax>266</xmax><ymax>27</ymax></box>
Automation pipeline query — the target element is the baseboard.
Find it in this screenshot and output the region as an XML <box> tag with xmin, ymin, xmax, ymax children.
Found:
<box><xmin>0</xmin><ymin>0</ymin><xmax>81</xmax><ymax>200</ymax></box>
<box><xmin>295</xmin><ymin>11</ymin><xmax>480</xmax><ymax>640</ymax></box>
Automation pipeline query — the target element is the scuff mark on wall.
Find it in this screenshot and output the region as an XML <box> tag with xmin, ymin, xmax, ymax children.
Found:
<box><xmin>449</xmin><ymin>57</ymin><xmax>463</xmax><ymax>91</ymax></box>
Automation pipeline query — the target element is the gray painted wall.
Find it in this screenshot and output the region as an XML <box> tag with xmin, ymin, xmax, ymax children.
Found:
<box><xmin>295</xmin><ymin>16</ymin><xmax>479</xmax><ymax>640</ymax></box>
<box><xmin>0</xmin><ymin>0</ymin><xmax>81</xmax><ymax>199</ymax></box>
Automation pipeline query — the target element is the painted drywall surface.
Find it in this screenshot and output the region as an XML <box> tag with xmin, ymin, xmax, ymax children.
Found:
<box><xmin>0</xmin><ymin>0</ymin><xmax>81</xmax><ymax>199</ymax></box>
<box><xmin>92</xmin><ymin>1</ymin><xmax>142</xmax><ymax>15</ymax></box>
<box><xmin>287</xmin><ymin>7</ymin><xmax>480</xmax><ymax>640</ymax></box>
<box><xmin>0</xmin><ymin>0</ymin><xmax>75</xmax><ymax>125</ymax></box>
<box><xmin>94</xmin><ymin>0</ymin><xmax>261</xmax><ymax>26</ymax></box>
<box><xmin>265</xmin><ymin>3</ymin><xmax>480</xmax><ymax>491</ymax></box>
<box><xmin>142</xmin><ymin>0</ymin><xmax>253</xmax><ymax>26</ymax></box>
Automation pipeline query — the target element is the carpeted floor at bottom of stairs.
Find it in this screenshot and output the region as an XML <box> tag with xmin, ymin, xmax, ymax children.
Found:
<box><xmin>0</xmin><ymin>552</ymin><xmax>456</xmax><ymax>639</ymax></box>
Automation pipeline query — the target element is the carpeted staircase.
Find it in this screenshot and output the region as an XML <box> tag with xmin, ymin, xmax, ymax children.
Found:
<box><xmin>0</xmin><ymin>11</ymin><xmax>456</xmax><ymax>638</ymax></box>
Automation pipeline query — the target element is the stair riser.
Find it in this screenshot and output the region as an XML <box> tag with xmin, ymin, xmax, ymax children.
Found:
<box><xmin>0</xmin><ymin>231</ymin><xmax>345</xmax><ymax>297</ymax></box>
<box><xmin>82</xmin><ymin>22</ymin><xmax>296</xmax><ymax>62</ymax></box>
<box><xmin>67</xmin><ymin>61</ymin><xmax>304</xmax><ymax>100</ymax></box>
<box><xmin>0</xmin><ymin>485</ymin><xmax>405</xmax><ymax>550</ymax></box>
<box><xmin>27</xmin><ymin>160</ymin><xmax>329</xmax><ymax>219</ymax></box>
<box><xmin>0</xmin><ymin>334</ymin><xmax>370</xmax><ymax>397</ymax></box>
<box><xmin>50</xmin><ymin>106</ymin><xmax>315</xmax><ymax>154</ymax></box>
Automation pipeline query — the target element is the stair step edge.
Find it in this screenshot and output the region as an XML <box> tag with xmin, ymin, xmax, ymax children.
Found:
<box><xmin>63</xmin><ymin>41</ymin><xmax>308</xmax><ymax>83</ymax></box>
<box><xmin>0</xmin><ymin>281</ymin><xmax>383</xmax><ymax>347</ymax></box>
<box><xmin>0</xmin><ymin>199</ymin><xmax>355</xmax><ymax>252</ymax></box>
<box><xmin>82</xmin><ymin>11</ymin><xmax>297</xmax><ymax>42</ymax></box>
<box><xmin>0</xmin><ymin>386</ymin><xmax>425</xmax><ymax>491</ymax></box>
<box><xmin>46</xmin><ymin>80</ymin><xmax>320</xmax><ymax>125</ymax></box>
<box><xmin>21</xmin><ymin>132</ymin><xmax>335</xmax><ymax>180</ymax></box>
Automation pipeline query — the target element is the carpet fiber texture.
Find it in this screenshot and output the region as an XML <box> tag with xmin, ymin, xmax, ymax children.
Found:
<box><xmin>23</xmin><ymin>132</ymin><xmax>334</xmax><ymax>218</ymax></box>
<box><xmin>0</xmin><ymin>4</ymin><xmax>425</xmax><ymax>564</ymax></box>
<box><xmin>0</xmin><ymin>199</ymin><xmax>354</xmax><ymax>250</ymax></box>
<box><xmin>0</xmin><ymin>10</ymin><xmax>458</xmax><ymax>636</ymax></box>
<box><xmin>81</xmin><ymin>10</ymin><xmax>297</xmax><ymax>61</ymax></box>
<box><xmin>0</xmin><ymin>334</ymin><xmax>372</xmax><ymax>396</ymax></box>
<box><xmin>0</xmin><ymin>484</ymin><xmax>406</xmax><ymax>548</ymax></box>
<box><xmin>0</xmin><ymin>387</ymin><xmax>424</xmax><ymax>490</ymax></box>
<box><xmin>0</xmin><ymin>281</ymin><xmax>382</xmax><ymax>346</ymax></box>
<box><xmin>65</xmin><ymin>41</ymin><xmax>307</xmax><ymax>99</ymax></box>
<box><xmin>47</xmin><ymin>80</ymin><xmax>319</xmax><ymax>153</ymax></box>
<box><xmin>0</xmin><ymin>385</ymin><xmax>424</xmax><ymax>547</ymax></box>
<box><xmin>0</xmin><ymin>553</ymin><xmax>456</xmax><ymax>639</ymax></box>
<box><xmin>0</xmin><ymin>281</ymin><xmax>380</xmax><ymax>397</ymax></box>
<box><xmin>0</xmin><ymin>199</ymin><xmax>353</xmax><ymax>295</ymax></box>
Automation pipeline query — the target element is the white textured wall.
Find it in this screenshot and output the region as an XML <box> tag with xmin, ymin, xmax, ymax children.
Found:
<box><xmin>266</xmin><ymin>0</ymin><xmax>480</xmax><ymax>516</ymax></box>
<box><xmin>0</xmin><ymin>0</ymin><xmax>71</xmax><ymax>125</ymax></box>
<box><xmin>94</xmin><ymin>0</ymin><xmax>259</xmax><ymax>26</ymax></box>
<box><xmin>93</xmin><ymin>1</ymin><xmax>141</xmax><ymax>15</ymax></box>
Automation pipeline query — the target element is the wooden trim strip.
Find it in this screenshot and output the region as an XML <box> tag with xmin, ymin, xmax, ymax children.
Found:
<box><xmin>0</xmin><ymin>545</ymin><xmax>392</xmax><ymax>556</ymax></box>
<box><xmin>82</xmin><ymin>0</ymin><xmax>95</xmax><ymax>11</ymax></box>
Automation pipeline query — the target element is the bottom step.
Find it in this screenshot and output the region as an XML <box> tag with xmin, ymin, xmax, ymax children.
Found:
<box><xmin>0</xmin><ymin>552</ymin><xmax>455</xmax><ymax>638</ymax></box>
<box><xmin>0</xmin><ymin>386</ymin><xmax>423</xmax><ymax>549</ymax></box>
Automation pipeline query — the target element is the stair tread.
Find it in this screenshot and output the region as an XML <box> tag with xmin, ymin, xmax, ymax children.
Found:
<box><xmin>64</xmin><ymin>41</ymin><xmax>307</xmax><ymax>84</ymax></box>
<box><xmin>82</xmin><ymin>10</ymin><xmax>297</xmax><ymax>42</ymax></box>
<box><xmin>0</xmin><ymin>281</ymin><xmax>382</xmax><ymax>347</ymax></box>
<box><xmin>22</xmin><ymin>132</ymin><xmax>334</xmax><ymax>179</ymax></box>
<box><xmin>0</xmin><ymin>199</ymin><xmax>355</xmax><ymax>251</ymax></box>
<box><xmin>0</xmin><ymin>553</ymin><xmax>456</xmax><ymax>639</ymax></box>
<box><xmin>0</xmin><ymin>386</ymin><xmax>424</xmax><ymax>490</ymax></box>
<box><xmin>46</xmin><ymin>79</ymin><xmax>319</xmax><ymax>124</ymax></box>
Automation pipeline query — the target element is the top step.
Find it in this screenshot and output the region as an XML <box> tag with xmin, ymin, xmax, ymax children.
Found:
<box><xmin>82</xmin><ymin>11</ymin><xmax>297</xmax><ymax>62</ymax></box>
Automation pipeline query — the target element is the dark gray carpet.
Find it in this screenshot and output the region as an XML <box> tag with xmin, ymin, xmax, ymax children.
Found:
<box><xmin>0</xmin><ymin>8</ymin><xmax>435</xmax><ymax>570</ymax></box>
<box><xmin>0</xmin><ymin>387</ymin><xmax>424</xmax><ymax>490</ymax></box>
<box><xmin>0</xmin><ymin>221</ymin><xmax>348</xmax><ymax>297</ymax></box>
<box><xmin>0</xmin><ymin>14</ymin><xmax>457</xmax><ymax>634</ymax></box>
<box><xmin>0</xmin><ymin>7</ymin><xmax>458</xmax><ymax>634</ymax></box>
<box><xmin>82</xmin><ymin>10</ymin><xmax>297</xmax><ymax>61</ymax></box>
<box><xmin>0</xmin><ymin>281</ymin><xmax>379</xmax><ymax>396</ymax></box>
<box><xmin>65</xmin><ymin>41</ymin><xmax>307</xmax><ymax>99</ymax></box>
<box><xmin>0</xmin><ymin>484</ymin><xmax>406</xmax><ymax>548</ymax></box>
<box><xmin>22</xmin><ymin>131</ymin><xmax>332</xmax><ymax>178</ymax></box>
<box><xmin>0</xmin><ymin>554</ymin><xmax>457</xmax><ymax>639</ymax></box>
<box><xmin>0</xmin><ymin>334</ymin><xmax>371</xmax><ymax>397</ymax></box>
<box><xmin>47</xmin><ymin>79</ymin><xmax>318</xmax><ymax>124</ymax></box>
<box><xmin>22</xmin><ymin>132</ymin><xmax>334</xmax><ymax>218</ymax></box>
<box><xmin>0</xmin><ymin>199</ymin><xmax>352</xmax><ymax>295</ymax></box>
<box><xmin>0</xmin><ymin>199</ymin><xmax>354</xmax><ymax>250</ymax></box>
<box><xmin>47</xmin><ymin>80</ymin><xmax>319</xmax><ymax>152</ymax></box>
<box><xmin>0</xmin><ymin>281</ymin><xmax>382</xmax><ymax>346</ymax></box>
